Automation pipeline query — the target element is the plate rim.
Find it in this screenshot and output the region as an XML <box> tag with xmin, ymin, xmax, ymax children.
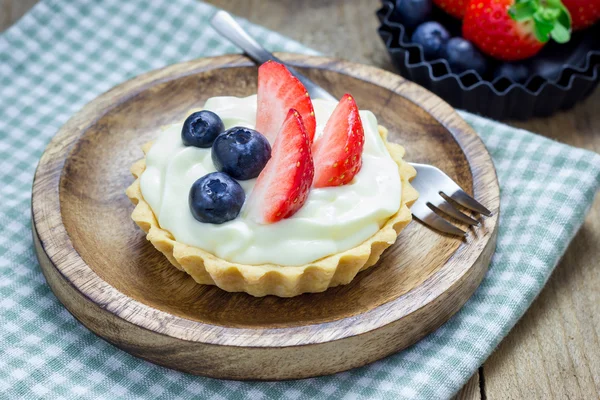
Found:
<box><xmin>32</xmin><ymin>53</ymin><xmax>500</xmax><ymax>348</ymax></box>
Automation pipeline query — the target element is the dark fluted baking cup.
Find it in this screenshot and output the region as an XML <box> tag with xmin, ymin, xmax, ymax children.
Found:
<box><xmin>377</xmin><ymin>0</ymin><xmax>600</xmax><ymax>120</ymax></box>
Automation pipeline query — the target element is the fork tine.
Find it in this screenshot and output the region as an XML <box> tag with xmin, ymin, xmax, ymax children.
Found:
<box><xmin>429</xmin><ymin>201</ymin><xmax>480</xmax><ymax>226</ymax></box>
<box><xmin>409</xmin><ymin>163</ymin><xmax>492</xmax><ymax>217</ymax></box>
<box><xmin>411</xmin><ymin>202</ymin><xmax>466</xmax><ymax>236</ymax></box>
<box><xmin>416</xmin><ymin>212</ymin><xmax>466</xmax><ymax>236</ymax></box>
<box><xmin>447</xmin><ymin>190</ymin><xmax>493</xmax><ymax>217</ymax></box>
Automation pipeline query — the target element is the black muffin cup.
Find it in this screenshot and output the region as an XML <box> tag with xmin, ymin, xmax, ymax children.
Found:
<box><xmin>377</xmin><ymin>0</ymin><xmax>600</xmax><ymax>120</ymax></box>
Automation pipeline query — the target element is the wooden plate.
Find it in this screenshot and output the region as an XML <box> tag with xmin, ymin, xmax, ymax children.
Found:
<box><xmin>32</xmin><ymin>53</ymin><xmax>499</xmax><ymax>380</ymax></box>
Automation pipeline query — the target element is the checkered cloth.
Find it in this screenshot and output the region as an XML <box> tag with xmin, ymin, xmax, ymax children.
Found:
<box><xmin>1</xmin><ymin>0</ymin><xmax>599</xmax><ymax>398</ymax></box>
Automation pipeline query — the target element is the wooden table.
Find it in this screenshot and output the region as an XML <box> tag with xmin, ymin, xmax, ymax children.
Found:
<box><xmin>3</xmin><ymin>0</ymin><xmax>599</xmax><ymax>398</ymax></box>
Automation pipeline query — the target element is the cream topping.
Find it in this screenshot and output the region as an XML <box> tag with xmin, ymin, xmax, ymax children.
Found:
<box><xmin>140</xmin><ymin>95</ymin><xmax>401</xmax><ymax>266</ymax></box>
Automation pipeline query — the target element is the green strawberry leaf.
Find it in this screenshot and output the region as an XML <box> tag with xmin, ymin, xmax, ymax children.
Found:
<box><xmin>533</xmin><ymin>14</ymin><xmax>554</xmax><ymax>42</ymax></box>
<box><xmin>557</xmin><ymin>7</ymin><xmax>572</xmax><ymax>31</ymax></box>
<box><xmin>545</xmin><ymin>0</ymin><xmax>564</xmax><ymax>8</ymax></box>
<box><xmin>551</xmin><ymin>22</ymin><xmax>571</xmax><ymax>43</ymax></box>
<box><xmin>509</xmin><ymin>1</ymin><xmax>537</xmax><ymax>21</ymax></box>
<box><xmin>512</xmin><ymin>0</ymin><xmax>572</xmax><ymax>44</ymax></box>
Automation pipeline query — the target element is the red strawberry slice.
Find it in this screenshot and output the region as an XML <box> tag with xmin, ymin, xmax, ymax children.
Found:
<box><xmin>312</xmin><ymin>94</ymin><xmax>364</xmax><ymax>188</ymax></box>
<box><xmin>256</xmin><ymin>61</ymin><xmax>316</xmax><ymax>144</ymax></box>
<box><xmin>246</xmin><ymin>109</ymin><xmax>314</xmax><ymax>224</ymax></box>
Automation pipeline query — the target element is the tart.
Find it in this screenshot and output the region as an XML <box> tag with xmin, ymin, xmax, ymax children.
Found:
<box><xmin>126</xmin><ymin>62</ymin><xmax>418</xmax><ymax>297</ymax></box>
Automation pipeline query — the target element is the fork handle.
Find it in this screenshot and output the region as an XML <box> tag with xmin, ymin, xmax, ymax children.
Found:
<box><xmin>211</xmin><ymin>11</ymin><xmax>275</xmax><ymax>65</ymax></box>
<box><xmin>210</xmin><ymin>11</ymin><xmax>338</xmax><ymax>101</ymax></box>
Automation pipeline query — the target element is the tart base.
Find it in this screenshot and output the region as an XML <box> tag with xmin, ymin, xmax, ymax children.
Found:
<box><xmin>126</xmin><ymin>126</ymin><xmax>418</xmax><ymax>297</ymax></box>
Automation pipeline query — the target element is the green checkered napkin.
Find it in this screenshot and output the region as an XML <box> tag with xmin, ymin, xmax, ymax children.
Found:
<box><xmin>1</xmin><ymin>0</ymin><xmax>599</xmax><ymax>398</ymax></box>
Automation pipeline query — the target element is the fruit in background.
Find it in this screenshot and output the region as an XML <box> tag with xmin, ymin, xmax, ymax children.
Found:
<box><xmin>211</xmin><ymin>127</ymin><xmax>271</xmax><ymax>180</ymax></box>
<box><xmin>189</xmin><ymin>172</ymin><xmax>245</xmax><ymax>224</ymax></box>
<box><xmin>493</xmin><ymin>63</ymin><xmax>531</xmax><ymax>83</ymax></box>
<box><xmin>312</xmin><ymin>94</ymin><xmax>365</xmax><ymax>188</ymax></box>
<box><xmin>441</xmin><ymin>37</ymin><xmax>488</xmax><ymax>75</ymax></box>
<box><xmin>246</xmin><ymin>109</ymin><xmax>314</xmax><ymax>224</ymax></box>
<box><xmin>562</xmin><ymin>0</ymin><xmax>600</xmax><ymax>30</ymax></box>
<box><xmin>256</xmin><ymin>61</ymin><xmax>316</xmax><ymax>144</ymax></box>
<box><xmin>530</xmin><ymin>58</ymin><xmax>564</xmax><ymax>82</ymax></box>
<box><xmin>411</xmin><ymin>21</ymin><xmax>451</xmax><ymax>60</ymax></box>
<box><xmin>463</xmin><ymin>0</ymin><xmax>571</xmax><ymax>62</ymax></box>
<box><xmin>393</xmin><ymin>0</ymin><xmax>433</xmax><ymax>30</ymax></box>
<box><xmin>433</xmin><ymin>0</ymin><xmax>469</xmax><ymax>19</ymax></box>
<box><xmin>181</xmin><ymin>110</ymin><xmax>224</xmax><ymax>148</ymax></box>
<box><xmin>561</xmin><ymin>0</ymin><xmax>600</xmax><ymax>30</ymax></box>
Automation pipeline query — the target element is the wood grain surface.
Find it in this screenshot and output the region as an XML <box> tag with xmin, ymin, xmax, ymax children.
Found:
<box><xmin>0</xmin><ymin>0</ymin><xmax>38</xmax><ymax>31</ymax></box>
<box><xmin>6</xmin><ymin>0</ymin><xmax>599</xmax><ymax>397</ymax></box>
<box><xmin>32</xmin><ymin>53</ymin><xmax>499</xmax><ymax>379</ymax></box>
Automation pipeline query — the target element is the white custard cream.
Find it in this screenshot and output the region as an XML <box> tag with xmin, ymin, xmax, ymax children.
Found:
<box><xmin>140</xmin><ymin>95</ymin><xmax>401</xmax><ymax>266</ymax></box>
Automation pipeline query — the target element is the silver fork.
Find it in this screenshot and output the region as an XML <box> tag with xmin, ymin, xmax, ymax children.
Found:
<box><xmin>210</xmin><ymin>11</ymin><xmax>492</xmax><ymax>236</ymax></box>
<box><xmin>408</xmin><ymin>163</ymin><xmax>492</xmax><ymax>236</ymax></box>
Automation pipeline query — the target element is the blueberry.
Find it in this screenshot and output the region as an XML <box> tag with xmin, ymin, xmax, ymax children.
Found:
<box><xmin>211</xmin><ymin>127</ymin><xmax>271</xmax><ymax>180</ymax></box>
<box><xmin>393</xmin><ymin>0</ymin><xmax>433</xmax><ymax>30</ymax></box>
<box><xmin>441</xmin><ymin>37</ymin><xmax>488</xmax><ymax>76</ymax></box>
<box><xmin>411</xmin><ymin>22</ymin><xmax>450</xmax><ymax>60</ymax></box>
<box><xmin>182</xmin><ymin>110</ymin><xmax>224</xmax><ymax>148</ymax></box>
<box><xmin>493</xmin><ymin>63</ymin><xmax>531</xmax><ymax>84</ymax></box>
<box><xmin>189</xmin><ymin>172</ymin><xmax>245</xmax><ymax>224</ymax></box>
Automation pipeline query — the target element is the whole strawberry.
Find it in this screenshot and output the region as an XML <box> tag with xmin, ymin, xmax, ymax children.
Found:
<box><xmin>433</xmin><ymin>0</ymin><xmax>469</xmax><ymax>19</ymax></box>
<box><xmin>463</xmin><ymin>0</ymin><xmax>571</xmax><ymax>61</ymax></box>
<box><xmin>562</xmin><ymin>0</ymin><xmax>600</xmax><ymax>30</ymax></box>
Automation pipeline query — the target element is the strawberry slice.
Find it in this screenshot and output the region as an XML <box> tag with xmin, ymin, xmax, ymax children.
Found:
<box><xmin>246</xmin><ymin>109</ymin><xmax>314</xmax><ymax>224</ymax></box>
<box><xmin>256</xmin><ymin>61</ymin><xmax>316</xmax><ymax>144</ymax></box>
<box><xmin>312</xmin><ymin>94</ymin><xmax>364</xmax><ymax>188</ymax></box>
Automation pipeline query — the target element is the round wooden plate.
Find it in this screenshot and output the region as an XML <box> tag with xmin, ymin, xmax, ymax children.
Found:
<box><xmin>32</xmin><ymin>53</ymin><xmax>499</xmax><ymax>380</ymax></box>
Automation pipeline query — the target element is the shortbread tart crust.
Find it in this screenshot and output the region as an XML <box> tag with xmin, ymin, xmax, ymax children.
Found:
<box><xmin>126</xmin><ymin>126</ymin><xmax>418</xmax><ymax>297</ymax></box>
